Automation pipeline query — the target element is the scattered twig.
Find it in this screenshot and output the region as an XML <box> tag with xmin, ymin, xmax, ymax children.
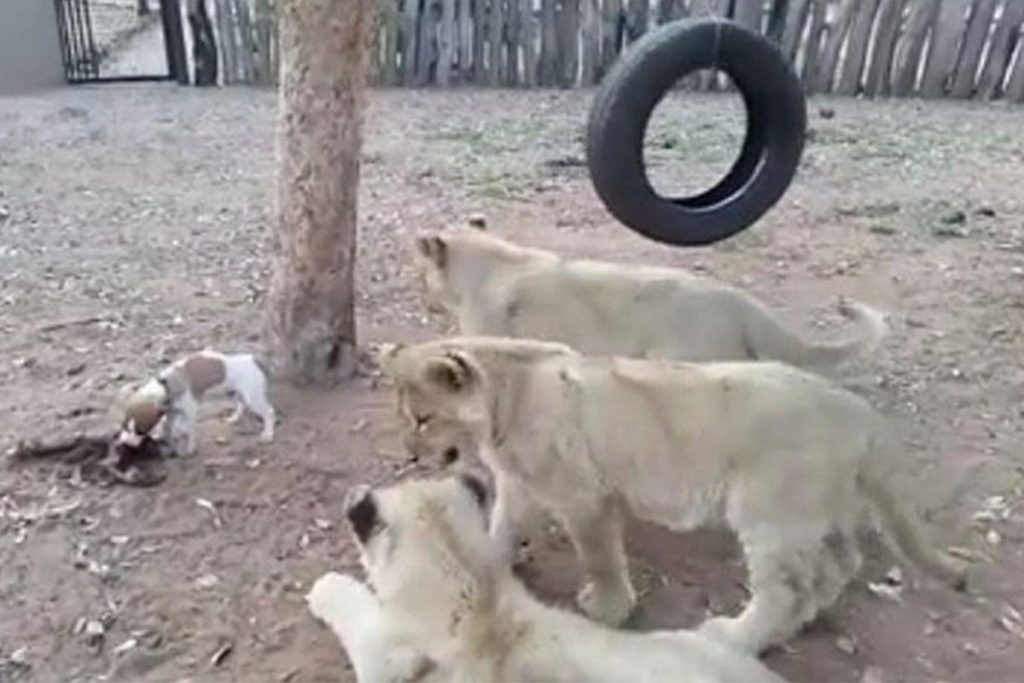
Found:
<box><xmin>36</xmin><ymin>316</ymin><xmax>114</xmax><ymax>334</ymax></box>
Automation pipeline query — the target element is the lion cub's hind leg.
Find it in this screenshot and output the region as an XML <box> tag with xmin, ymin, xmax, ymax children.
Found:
<box><xmin>699</xmin><ymin>542</ymin><xmax>820</xmax><ymax>654</ymax></box>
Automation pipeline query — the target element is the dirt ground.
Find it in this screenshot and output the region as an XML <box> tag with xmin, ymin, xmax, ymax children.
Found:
<box><xmin>1</xmin><ymin>85</ymin><xmax>1024</xmax><ymax>683</ymax></box>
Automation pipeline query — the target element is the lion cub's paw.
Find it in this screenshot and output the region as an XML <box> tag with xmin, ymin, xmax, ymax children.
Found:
<box><xmin>306</xmin><ymin>572</ymin><xmax>362</xmax><ymax>623</ymax></box>
<box><xmin>576</xmin><ymin>579</ymin><xmax>636</xmax><ymax>626</ymax></box>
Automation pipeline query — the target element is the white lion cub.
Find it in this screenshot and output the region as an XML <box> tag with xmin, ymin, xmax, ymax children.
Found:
<box><xmin>414</xmin><ymin>224</ymin><xmax>887</xmax><ymax>369</ymax></box>
<box><xmin>382</xmin><ymin>337</ymin><xmax>967</xmax><ymax>655</ymax></box>
<box><xmin>307</xmin><ymin>475</ymin><xmax>786</xmax><ymax>683</ymax></box>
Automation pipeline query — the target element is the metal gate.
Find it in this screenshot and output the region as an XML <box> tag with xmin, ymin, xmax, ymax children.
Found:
<box><xmin>53</xmin><ymin>0</ymin><xmax>188</xmax><ymax>84</ymax></box>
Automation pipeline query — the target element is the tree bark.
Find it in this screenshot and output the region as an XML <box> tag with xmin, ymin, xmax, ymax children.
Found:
<box><xmin>625</xmin><ymin>0</ymin><xmax>649</xmax><ymax>42</ymax></box>
<box><xmin>267</xmin><ymin>0</ymin><xmax>372</xmax><ymax>385</ymax></box>
<box><xmin>539</xmin><ymin>0</ymin><xmax>559</xmax><ymax>85</ymax></box>
<box><xmin>950</xmin><ymin>0</ymin><xmax>999</xmax><ymax>98</ymax></box>
<box><xmin>975</xmin><ymin>0</ymin><xmax>1024</xmax><ymax>99</ymax></box>
<box><xmin>891</xmin><ymin>0</ymin><xmax>939</xmax><ymax>96</ymax></box>
<box><xmin>598</xmin><ymin>0</ymin><xmax>623</xmax><ymax>81</ymax></box>
<box><xmin>488</xmin><ymin>0</ymin><xmax>505</xmax><ymax>85</ymax></box>
<box><xmin>187</xmin><ymin>0</ymin><xmax>219</xmax><ymax>86</ymax></box>
<box><xmin>920</xmin><ymin>0</ymin><xmax>972</xmax><ymax>97</ymax></box>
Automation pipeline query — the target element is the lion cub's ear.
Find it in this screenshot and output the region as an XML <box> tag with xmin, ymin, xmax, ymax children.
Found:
<box><xmin>424</xmin><ymin>351</ymin><xmax>478</xmax><ymax>393</ymax></box>
<box><xmin>415</xmin><ymin>234</ymin><xmax>447</xmax><ymax>268</ymax></box>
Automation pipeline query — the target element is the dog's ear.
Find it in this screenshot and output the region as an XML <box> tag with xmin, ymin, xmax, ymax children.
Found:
<box><xmin>344</xmin><ymin>485</ymin><xmax>381</xmax><ymax>544</ymax></box>
<box><xmin>423</xmin><ymin>351</ymin><xmax>478</xmax><ymax>393</ymax></box>
<box><xmin>415</xmin><ymin>234</ymin><xmax>447</xmax><ymax>268</ymax></box>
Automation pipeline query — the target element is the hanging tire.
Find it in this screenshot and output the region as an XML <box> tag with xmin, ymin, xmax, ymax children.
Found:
<box><xmin>586</xmin><ymin>18</ymin><xmax>807</xmax><ymax>247</ymax></box>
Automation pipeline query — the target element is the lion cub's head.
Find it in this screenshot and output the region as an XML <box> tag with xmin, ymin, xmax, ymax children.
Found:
<box><xmin>343</xmin><ymin>474</ymin><xmax>494</xmax><ymax>611</ymax></box>
<box><xmin>382</xmin><ymin>342</ymin><xmax>491</xmax><ymax>467</ymax></box>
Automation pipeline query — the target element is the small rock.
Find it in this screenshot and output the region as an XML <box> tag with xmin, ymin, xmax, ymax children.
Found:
<box><xmin>350</xmin><ymin>418</ymin><xmax>368</xmax><ymax>433</ymax></box>
<box><xmin>66</xmin><ymin>363</ymin><xmax>87</xmax><ymax>377</ymax></box>
<box><xmin>975</xmin><ymin>206</ymin><xmax>996</xmax><ymax>218</ymax></box>
<box><xmin>835</xmin><ymin>635</ymin><xmax>858</xmax><ymax>655</ymax></box>
<box><xmin>860</xmin><ymin>666</ymin><xmax>886</xmax><ymax>683</ymax></box>
<box><xmin>869</xmin><ymin>224</ymin><xmax>897</xmax><ymax>235</ymax></box>
<box><xmin>84</xmin><ymin>619</ymin><xmax>105</xmax><ymax>644</ymax></box>
<box><xmin>933</xmin><ymin>224</ymin><xmax>969</xmax><ymax>238</ymax></box>
<box><xmin>112</xmin><ymin>638</ymin><xmax>139</xmax><ymax>655</ymax></box>
<box><xmin>963</xmin><ymin>642</ymin><xmax>980</xmax><ymax>656</ymax></box>
<box><xmin>818</xmin><ymin>107</ymin><xmax>836</xmax><ymax>119</ymax></box>
<box><xmin>884</xmin><ymin>565</ymin><xmax>903</xmax><ymax>585</ymax></box>
<box><xmin>867</xmin><ymin>581</ymin><xmax>903</xmax><ymax>602</ymax></box>
<box><xmin>195</xmin><ymin>574</ymin><xmax>220</xmax><ymax>590</ymax></box>
<box><xmin>9</xmin><ymin>646</ymin><xmax>29</xmax><ymax>665</ymax></box>
<box><xmin>986</xmin><ymin>529</ymin><xmax>1002</xmax><ymax>546</ymax></box>
<box><xmin>467</xmin><ymin>213</ymin><xmax>487</xmax><ymax>229</ymax></box>
<box><xmin>940</xmin><ymin>209</ymin><xmax>967</xmax><ymax>225</ymax></box>
<box><xmin>313</xmin><ymin>518</ymin><xmax>333</xmax><ymax>531</ymax></box>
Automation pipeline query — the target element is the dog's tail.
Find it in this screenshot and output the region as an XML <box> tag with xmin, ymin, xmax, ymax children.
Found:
<box><xmin>857</xmin><ymin>461</ymin><xmax>967</xmax><ymax>590</ymax></box>
<box><xmin>743</xmin><ymin>297</ymin><xmax>889</xmax><ymax>370</ymax></box>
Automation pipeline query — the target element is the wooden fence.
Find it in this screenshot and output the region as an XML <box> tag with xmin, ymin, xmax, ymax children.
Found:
<box><xmin>200</xmin><ymin>0</ymin><xmax>1024</xmax><ymax>101</ymax></box>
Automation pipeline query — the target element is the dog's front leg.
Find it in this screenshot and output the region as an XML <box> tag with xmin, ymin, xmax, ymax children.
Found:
<box><xmin>307</xmin><ymin>572</ymin><xmax>432</xmax><ymax>682</ymax></box>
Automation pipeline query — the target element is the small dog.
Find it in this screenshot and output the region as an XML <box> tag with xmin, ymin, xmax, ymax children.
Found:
<box><xmin>118</xmin><ymin>350</ymin><xmax>275</xmax><ymax>455</ymax></box>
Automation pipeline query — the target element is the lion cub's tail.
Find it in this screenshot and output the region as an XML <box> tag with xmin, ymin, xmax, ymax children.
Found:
<box><xmin>857</xmin><ymin>468</ymin><xmax>968</xmax><ymax>591</ymax></box>
<box><xmin>744</xmin><ymin>297</ymin><xmax>888</xmax><ymax>369</ymax></box>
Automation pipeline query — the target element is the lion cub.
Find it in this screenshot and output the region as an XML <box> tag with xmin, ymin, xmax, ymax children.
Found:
<box><xmin>307</xmin><ymin>475</ymin><xmax>785</xmax><ymax>682</ymax></box>
<box><xmin>414</xmin><ymin>224</ymin><xmax>887</xmax><ymax>369</ymax></box>
<box><xmin>382</xmin><ymin>337</ymin><xmax>966</xmax><ymax>655</ymax></box>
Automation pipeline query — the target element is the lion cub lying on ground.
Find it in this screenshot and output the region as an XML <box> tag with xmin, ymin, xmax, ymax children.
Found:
<box><xmin>307</xmin><ymin>475</ymin><xmax>785</xmax><ymax>682</ymax></box>
<box><xmin>415</xmin><ymin>225</ymin><xmax>887</xmax><ymax>369</ymax></box>
<box><xmin>383</xmin><ymin>337</ymin><xmax>967</xmax><ymax>655</ymax></box>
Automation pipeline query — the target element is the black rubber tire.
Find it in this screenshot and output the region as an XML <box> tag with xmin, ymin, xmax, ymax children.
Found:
<box><xmin>586</xmin><ymin>19</ymin><xmax>807</xmax><ymax>247</ymax></box>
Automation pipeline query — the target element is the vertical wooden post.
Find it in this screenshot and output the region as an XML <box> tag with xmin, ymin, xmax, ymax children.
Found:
<box><xmin>268</xmin><ymin>0</ymin><xmax>373</xmax><ymax>384</ymax></box>
<box><xmin>920</xmin><ymin>0</ymin><xmax>973</xmax><ymax>97</ymax></box>
<box><xmin>976</xmin><ymin>0</ymin><xmax>1024</xmax><ymax>99</ymax></box>
<box><xmin>437</xmin><ymin>0</ymin><xmax>457</xmax><ymax>84</ymax></box>
<box><xmin>892</xmin><ymin>0</ymin><xmax>939</xmax><ymax>96</ymax></box>
<box><xmin>950</xmin><ymin>0</ymin><xmax>999</xmax><ymax>98</ymax></box>
<box><xmin>488</xmin><ymin>0</ymin><xmax>505</xmax><ymax>85</ymax></box>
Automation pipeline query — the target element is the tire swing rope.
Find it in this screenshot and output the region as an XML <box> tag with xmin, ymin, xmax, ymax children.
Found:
<box><xmin>584</xmin><ymin>5</ymin><xmax>808</xmax><ymax>248</ymax></box>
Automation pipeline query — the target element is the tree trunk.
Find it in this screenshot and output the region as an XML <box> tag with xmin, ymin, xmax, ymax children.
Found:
<box><xmin>920</xmin><ymin>0</ymin><xmax>972</xmax><ymax>97</ymax></box>
<box><xmin>473</xmin><ymin>0</ymin><xmax>487</xmax><ymax>81</ymax></box>
<box><xmin>817</xmin><ymin>0</ymin><xmax>861</xmax><ymax>92</ymax></box>
<box><xmin>416</xmin><ymin>0</ymin><xmax>438</xmax><ymax>84</ymax></box>
<box><xmin>689</xmin><ymin>0</ymin><xmax>727</xmax><ymax>89</ymax></box>
<box><xmin>381</xmin><ymin>0</ymin><xmax>401</xmax><ymax>85</ymax></box>
<box><xmin>864</xmin><ymin>0</ymin><xmax>906</xmax><ymax>96</ymax></box>
<box><xmin>505</xmin><ymin>0</ymin><xmax>520</xmax><ymax>84</ymax></box>
<box><xmin>891</xmin><ymin>0</ymin><xmax>939</xmax><ymax>96</ymax></box>
<box><xmin>267</xmin><ymin>0</ymin><xmax>372</xmax><ymax>385</ymax></box>
<box><xmin>836</xmin><ymin>0</ymin><xmax>881</xmax><ymax>95</ymax></box>
<box><xmin>437</xmin><ymin>0</ymin><xmax>457</xmax><ymax>84</ymax></box>
<box><xmin>232</xmin><ymin>0</ymin><xmax>256</xmax><ymax>82</ymax></box>
<box><xmin>138</xmin><ymin>0</ymin><xmax>150</xmax><ymax>16</ymax></box>
<box><xmin>950</xmin><ymin>0</ymin><xmax>998</xmax><ymax>98</ymax></box>
<box><xmin>800</xmin><ymin>0</ymin><xmax>827</xmax><ymax>88</ymax></box>
<box><xmin>976</xmin><ymin>1</ymin><xmax>1024</xmax><ymax>99</ymax></box>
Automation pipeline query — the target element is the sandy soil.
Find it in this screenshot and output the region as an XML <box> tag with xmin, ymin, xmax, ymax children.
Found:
<box><xmin>1</xmin><ymin>85</ymin><xmax>1023</xmax><ymax>683</ymax></box>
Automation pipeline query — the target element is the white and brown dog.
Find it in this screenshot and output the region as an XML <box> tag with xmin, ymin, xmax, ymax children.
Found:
<box><xmin>118</xmin><ymin>350</ymin><xmax>275</xmax><ymax>455</ymax></box>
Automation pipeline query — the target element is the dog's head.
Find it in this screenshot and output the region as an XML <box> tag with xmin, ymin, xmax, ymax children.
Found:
<box><xmin>116</xmin><ymin>379</ymin><xmax>171</xmax><ymax>446</ymax></box>
<box><xmin>381</xmin><ymin>342</ymin><xmax>490</xmax><ymax>468</ymax></box>
<box><xmin>343</xmin><ymin>474</ymin><xmax>494</xmax><ymax>612</ymax></box>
